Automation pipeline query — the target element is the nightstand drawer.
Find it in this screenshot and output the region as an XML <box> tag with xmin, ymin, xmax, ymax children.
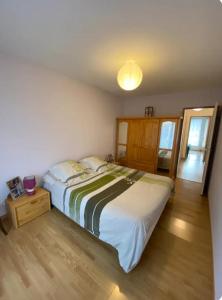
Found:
<box><xmin>16</xmin><ymin>195</ymin><xmax>50</xmax><ymax>226</ymax></box>
<box><xmin>7</xmin><ymin>187</ymin><xmax>51</xmax><ymax>228</ymax></box>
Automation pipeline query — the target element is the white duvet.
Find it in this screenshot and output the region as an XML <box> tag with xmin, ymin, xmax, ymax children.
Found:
<box><xmin>43</xmin><ymin>165</ymin><xmax>173</xmax><ymax>272</ymax></box>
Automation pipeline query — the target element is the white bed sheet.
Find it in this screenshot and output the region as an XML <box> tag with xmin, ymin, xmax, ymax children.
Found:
<box><xmin>43</xmin><ymin>170</ymin><xmax>173</xmax><ymax>272</ymax></box>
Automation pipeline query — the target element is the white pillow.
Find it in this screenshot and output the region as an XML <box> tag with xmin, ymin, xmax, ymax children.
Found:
<box><xmin>79</xmin><ymin>156</ymin><xmax>108</xmax><ymax>172</ymax></box>
<box><xmin>49</xmin><ymin>160</ymin><xmax>85</xmax><ymax>182</ymax></box>
<box><xmin>42</xmin><ymin>172</ymin><xmax>58</xmax><ymax>185</ymax></box>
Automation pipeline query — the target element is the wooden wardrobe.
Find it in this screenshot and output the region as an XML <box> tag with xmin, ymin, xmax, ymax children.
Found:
<box><xmin>115</xmin><ymin>116</ymin><xmax>181</xmax><ymax>178</ymax></box>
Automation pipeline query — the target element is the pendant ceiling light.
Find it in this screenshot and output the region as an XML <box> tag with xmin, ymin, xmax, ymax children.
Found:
<box><xmin>117</xmin><ymin>60</ymin><xmax>143</xmax><ymax>91</ymax></box>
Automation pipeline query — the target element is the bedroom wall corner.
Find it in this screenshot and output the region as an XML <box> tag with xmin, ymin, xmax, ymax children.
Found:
<box><xmin>0</xmin><ymin>53</ymin><xmax>122</xmax><ymax>216</ymax></box>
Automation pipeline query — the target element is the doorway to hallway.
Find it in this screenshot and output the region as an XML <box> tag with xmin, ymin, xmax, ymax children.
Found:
<box><xmin>177</xmin><ymin>107</ymin><xmax>214</xmax><ymax>183</ymax></box>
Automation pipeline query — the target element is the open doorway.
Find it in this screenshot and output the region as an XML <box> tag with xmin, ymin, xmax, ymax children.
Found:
<box><xmin>177</xmin><ymin>107</ymin><xmax>214</xmax><ymax>183</ymax></box>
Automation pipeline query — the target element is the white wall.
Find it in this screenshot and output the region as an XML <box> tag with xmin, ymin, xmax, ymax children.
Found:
<box><xmin>122</xmin><ymin>89</ymin><xmax>222</xmax><ymax>116</ymax></box>
<box><xmin>209</xmin><ymin>119</ymin><xmax>222</xmax><ymax>300</ymax></box>
<box><xmin>0</xmin><ymin>54</ymin><xmax>121</xmax><ymax>215</ymax></box>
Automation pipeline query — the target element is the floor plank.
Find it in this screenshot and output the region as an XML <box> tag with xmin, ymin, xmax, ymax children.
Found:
<box><xmin>0</xmin><ymin>178</ymin><xmax>213</xmax><ymax>300</ymax></box>
<box><xmin>177</xmin><ymin>151</ymin><xmax>204</xmax><ymax>183</ymax></box>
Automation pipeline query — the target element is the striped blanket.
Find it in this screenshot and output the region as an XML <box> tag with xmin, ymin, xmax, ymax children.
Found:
<box><xmin>46</xmin><ymin>164</ymin><xmax>173</xmax><ymax>272</ymax></box>
<box><xmin>69</xmin><ymin>168</ymin><xmax>145</xmax><ymax>237</ymax></box>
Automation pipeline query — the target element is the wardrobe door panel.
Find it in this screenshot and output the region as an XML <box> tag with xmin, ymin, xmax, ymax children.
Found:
<box><xmin>157</xmin><ymin>119</ymin><xmax>180</xmax><ymax>178</ymax></box>
<box><xmin>127</xmin><ymin>119</ymin><xmax>160</xmax><ymax>173</ymax></box>
<box><xmin>118</xmin><ymin>121</ymin><xmax>128</xmax><ymax>144</ymax></box>
<box><xmin>116</xmin><ymin>120</ymin><xmax>129</xmax><ymax>165</ymax></box>
<box><xmin>127</xmin><ymin>161</ymin><xmax>155</xmax><ymax>173</ymax></box>
<box><xmin>127</xmin><ymin>120</ymin><xmax>143</xmax><ymax>163</ymax></box>
<box><xmin>140</xmin><ymin>119</ymin><xmax>159</xmax><ymax>165</ymax></box>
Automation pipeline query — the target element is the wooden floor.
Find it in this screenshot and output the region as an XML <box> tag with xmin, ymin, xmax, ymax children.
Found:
<box><xmin>0</xmin><ymin>179</ymin><xmax>213</xmax><ymax>300</ymax></box>
<box><xmin>177</xmin><ymin>151</ymin><xmax>204</xmax><ymax>183</ymax></box>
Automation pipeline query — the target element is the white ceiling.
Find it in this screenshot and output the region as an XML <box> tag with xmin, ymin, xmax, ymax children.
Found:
<box><xmin>0</xmin><ymin>0</ymin><xmax>222</xmax><ymax>96</ymax></box>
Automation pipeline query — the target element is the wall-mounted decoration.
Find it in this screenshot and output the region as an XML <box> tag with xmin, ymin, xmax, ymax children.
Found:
<box><xmin>6</xmin><ymin>176</ymin><xmax>25</xmax><ymax>200</ymax></box>
<box><xmin>145</xmin><ymin>106</ymin><xmax>154</xmax><ymax>117</ymax></box>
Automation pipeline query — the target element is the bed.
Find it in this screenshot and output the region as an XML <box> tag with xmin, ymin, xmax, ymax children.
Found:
<box><xmin>43</xmin><ymin>163</ymin><xmax>174</xmax><ymax>272</ymax></box>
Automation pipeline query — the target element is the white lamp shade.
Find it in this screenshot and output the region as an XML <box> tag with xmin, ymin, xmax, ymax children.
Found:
<box><xmin>117</xmin><ymin>61</ymin><xmax>143</xmax><ymax>91</ymax></box>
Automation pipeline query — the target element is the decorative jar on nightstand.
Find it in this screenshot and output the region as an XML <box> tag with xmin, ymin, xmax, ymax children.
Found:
<box><xmin>7</xmin><ymin>187</ymin><xmax>50</xmax><ymax>228</ymax></box>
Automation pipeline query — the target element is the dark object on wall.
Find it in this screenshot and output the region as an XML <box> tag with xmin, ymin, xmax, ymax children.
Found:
<box><xmin>145</xmin><ymin>106</ymin><xmax>154</xmax><ymax>117</ymax></box>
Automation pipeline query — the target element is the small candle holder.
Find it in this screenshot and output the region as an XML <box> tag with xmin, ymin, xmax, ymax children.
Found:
<box><xmin>23</xmin><ymin>176</ymin><xmax>36</xmax><ymax>195</ymax></box>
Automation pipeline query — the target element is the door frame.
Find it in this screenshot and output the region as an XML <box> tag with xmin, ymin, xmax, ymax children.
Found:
<box><xmin>171</xmin><ymin>117</ymin><xmax>183</xmax><ymax>178</ymax></box>
<box><xmin>201</xmin><ymin>104</ymin><xmax>221</xmax><ymax>195</ymax></box>
<box><xmin>176</xmin><ymin>105</ymin><xmax>220</xmax><ymax>195</ymax></box>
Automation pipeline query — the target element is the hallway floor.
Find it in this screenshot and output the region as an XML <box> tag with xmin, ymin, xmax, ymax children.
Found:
<box><xmin>177</xmin><ymin>150</ymin><xmax>205</xmax><ymax>183</ymax></box>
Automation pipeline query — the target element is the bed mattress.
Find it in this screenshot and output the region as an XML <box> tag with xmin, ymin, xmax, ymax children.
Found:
<box><xmin>43</xmin><ymin>164</ymin><xmax>174</xmax><ymax>272</ymax></box>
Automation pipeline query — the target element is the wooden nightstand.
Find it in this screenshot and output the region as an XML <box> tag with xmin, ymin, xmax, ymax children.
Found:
<box><xmin>7</xmin><ymin>187</ymin><xmax>50</xmax><ymax>228</ymax></box>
